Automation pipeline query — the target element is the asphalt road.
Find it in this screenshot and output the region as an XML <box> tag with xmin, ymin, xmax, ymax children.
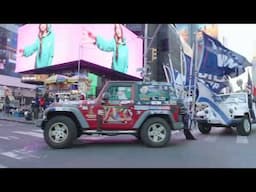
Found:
<box><xmin>1</xmin><ymin>120</ymin><xmax>256</xmax><ymax>168</ymax></box>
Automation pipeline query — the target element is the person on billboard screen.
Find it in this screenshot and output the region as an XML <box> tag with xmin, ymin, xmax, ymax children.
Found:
<box><xmin>85</xmin><ymin>24</ymin><xmax>128</xmax><ymax>73</ymax></box>
<box><xmin>19</xmin><ymin>24</ymin><xmax>55</xmax><ymax>69</ymax></box>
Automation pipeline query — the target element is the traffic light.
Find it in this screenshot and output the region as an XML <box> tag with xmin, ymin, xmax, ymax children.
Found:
<box><xmin>151</xmin><ymin>48</ymin><xmax>157</xmax><ymax>61</ymax></box>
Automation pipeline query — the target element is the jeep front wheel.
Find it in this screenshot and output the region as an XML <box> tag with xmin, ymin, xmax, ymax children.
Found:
<box><xmin>198</xmin><ymin>123</ymin><xmax>211</xmax><ymax>134</ymax></box>
<box><xmin>237</xmin><ymin>116</ymin><xmax>251</xmax><ymax>136</ymax></box>
<box><xmin>140</xmin><ymin>117</ymin><xmax>170</xmax><ymax>147</ymax></box>
<box><xmin>44</xmin><ymin>116</ymin><xmax>77</xmax><ymax>149</ymax></box>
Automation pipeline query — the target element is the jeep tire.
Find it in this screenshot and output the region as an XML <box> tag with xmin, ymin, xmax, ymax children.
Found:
<box><xmin>237</xmin><ymin>116</ymin><xmax>251</xmax><ymax>136</ymax></box>
<box><xmin>140</xmin><ymin>117</ymin><xmax>170</xmax><ymax>147</ymax></box>
<box><xmin>198</xmin><ymin>123</ymin><xmax>211</xmax><ymax>134</ymax></box>
<box><xmin>44</xmin><ymin>115</ymin><xmax>77</xmax><ymax>149</ymax></box>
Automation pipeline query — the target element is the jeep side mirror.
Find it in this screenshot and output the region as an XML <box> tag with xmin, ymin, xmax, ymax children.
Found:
<box><xmin>101</xmin><ymin>92</ymin><xmax>110</xmax><ymax>105</ymax></box>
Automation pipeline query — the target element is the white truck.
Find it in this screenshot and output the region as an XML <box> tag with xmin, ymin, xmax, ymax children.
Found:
<box><xmin>195</xmin><ymin>92</ymin><xmax>256</xmax><ymax>136</ymax></box>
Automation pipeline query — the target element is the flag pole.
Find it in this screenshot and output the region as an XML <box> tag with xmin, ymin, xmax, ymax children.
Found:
<box><xmin>187</xmin><ymin>42</ymin><xmax>194</xmax><ymax>130</ymax></box>
<box><xmin>168</xmin><ymin>53</ymin><xmax>178</xmax><ymax>97</ymax></box>
<box><xmin>189</xmin><ymin>32</ymin><xmax>202</xmax><ymax>130</ymax></box>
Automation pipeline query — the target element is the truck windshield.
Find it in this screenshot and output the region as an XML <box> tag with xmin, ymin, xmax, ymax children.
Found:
<box><xmin>214</xmin><ymin>94</ymin><xmax>246</xmax><ymax>104</ymax></box>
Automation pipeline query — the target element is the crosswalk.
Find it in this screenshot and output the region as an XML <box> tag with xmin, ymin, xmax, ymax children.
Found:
<box><xmin>1</xmin><ymin>128</ymin><xmax>254</xmax><ymax>144</ymax></box>
<box><xmin>13</xmin><ymin>131</ymin><xmax>43</xmax><ymax>138</ymax></box>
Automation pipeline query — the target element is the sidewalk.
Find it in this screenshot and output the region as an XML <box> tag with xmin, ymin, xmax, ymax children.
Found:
<box><xmin>0</xmin><ymin>112</ymin><xmax>35</xmax><ymax>124</ymax></box>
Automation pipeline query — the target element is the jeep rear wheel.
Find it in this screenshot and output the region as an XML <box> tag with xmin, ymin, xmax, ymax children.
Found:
<box><xmin>140</xmin><ymin>117</ymin><xmax>170</xmax><ymax>147</ymax></box>
<box><xmin>44</xmin><ymin>116</ymin><xmax>77</xmax><ymax>149</ymax></box>
<box><xmin>198</xmin><ymin>123</ymin><xmax>211</xmax><ymax>134</ymax></box>
<box><xmin>237</xmin><ymin>116</ymin><xmax>251</xmax><ymax>136</ymax></box>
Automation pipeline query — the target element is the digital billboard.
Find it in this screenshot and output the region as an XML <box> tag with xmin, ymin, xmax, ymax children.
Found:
<box><xmin>175</xmin><ymin>24</ymin><xmax>218</xmax><ymax>46</ymax></box>
<box><xmin>16</xmin><ymin>24</ymin><xmax>143</xmax><ymax>78</ymax></box>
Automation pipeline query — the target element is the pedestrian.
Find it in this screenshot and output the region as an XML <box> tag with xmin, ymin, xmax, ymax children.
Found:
<box><xmin>4</xmin><ymin>92</ymin><xmax>10</xmax><ymax>116</ymax></box>
<box><xmin>31</xmin><ymin>96</ymin><xmax>40</xmax><ymax>119</ymax></box>
<box><xmin>55</xmin><ymin>94</ymin><xmax>60</xmax><ymax>103</ymax></box>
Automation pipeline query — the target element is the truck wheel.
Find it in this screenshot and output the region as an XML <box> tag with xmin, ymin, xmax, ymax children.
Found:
<box><xmin>237</xmin><ymin>116</ymin><xmax>251</xmax><ymax>136</ymax></box>
<box><xmin>140</xmin><ymin>117</ymin><xmax>170</xmax><ymax>147</ymax></box>
<box><xmin>198</xmin><ymin>123</ymin><xmax>211</xmax><ymax>134</ymax></box>
<box><xmin>44</xmin><ymin>116</ymin><xmax>77</xmax><ymax>149</ymax></box>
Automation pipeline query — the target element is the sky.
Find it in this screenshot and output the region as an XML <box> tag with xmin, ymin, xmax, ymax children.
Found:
<box><xmin>218</xmin><ymin>24</ymin><xmax>256</xmax><ymax>62</ymax></box>
<box><xmin>218</xmin><ymin>24</ymin><xmax>256</xmax><ymax>91</ymax></box>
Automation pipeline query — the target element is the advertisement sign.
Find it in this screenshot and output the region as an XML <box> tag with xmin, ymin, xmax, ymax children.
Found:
<box><xmin>16</xmin><ymin>24</ymin><xmax>143</xmax><ymax>78</ymax></box>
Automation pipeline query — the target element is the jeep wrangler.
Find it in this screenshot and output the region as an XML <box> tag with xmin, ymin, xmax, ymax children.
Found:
<box><xmin>37</xmin><ymin>81</ymin><xmax>191</xmax><ymax>149</ymax></box>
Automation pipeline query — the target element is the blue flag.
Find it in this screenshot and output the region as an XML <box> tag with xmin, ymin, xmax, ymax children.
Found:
<box><xmin>183</xmin><ymin>53</ymin><xmax>195</xmax><ymax>90</ymax></box>
<box><xmin>198</xmin><ymin>32</ymin><xmax>249</xmax><ymax>93</ymax></box>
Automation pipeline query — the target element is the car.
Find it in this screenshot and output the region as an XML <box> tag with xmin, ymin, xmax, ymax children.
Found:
<box><xmin>195</xmin><ymin>92</ymin><xmax>256</xmax><ymax>136</ymax></box>
<box><xmin>36</xmin><ymin>80</ymin><xmax>190</xmax><ymax>149</ymax></box>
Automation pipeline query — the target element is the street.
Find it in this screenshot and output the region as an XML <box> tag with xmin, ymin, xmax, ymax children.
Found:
<box><xmin>1</xmin><ymin>120</ymin><xmax>256</xmax><ymax>168</ymax></box>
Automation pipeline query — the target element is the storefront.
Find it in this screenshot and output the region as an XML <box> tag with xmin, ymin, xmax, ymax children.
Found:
<box><xmin>0</xmin><ymin>74</ymin><xmax>36</xmax><ymax>106</ymax></box>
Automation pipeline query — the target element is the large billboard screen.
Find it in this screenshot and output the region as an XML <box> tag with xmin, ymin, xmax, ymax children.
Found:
<box><xmin>175</xmin><ymin>24</ymin><xmax>218</xmax><ymax>46</ymax></box>
<box><xmin>16</xmin><ymin>24</ymin><xmax>143</xmax><ymax>78</ymax></box>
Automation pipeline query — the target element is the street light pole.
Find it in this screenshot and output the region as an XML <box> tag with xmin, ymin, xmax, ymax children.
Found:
<box><xmin>144</xmin><ymin>24</ymin><xmax>148</xmax><ymax>69</ymax></box>
<box><xmin>143</xmin><ymin>24</ymin><xmax>149</xmax><ymax>82</ymax></box>
<box><xmin>78</xmin><ymin>44</ymin><xmax>82</xmax><ymax>93</ymax></box>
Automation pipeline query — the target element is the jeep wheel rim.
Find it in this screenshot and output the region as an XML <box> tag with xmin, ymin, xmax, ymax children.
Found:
<box><xmin>49</xmin><ymin>122</ymin><xmax>69</xmax><ymax>143</ymax></box>
<box><xmin>244</xmin><ymin>119</ymin><xmax>250</xmax><ymax>133</ymax></box>
<box><xmin>148</xmin><ymin>123</ymin><xmax>167</xmax><ymax>143</ymax></box>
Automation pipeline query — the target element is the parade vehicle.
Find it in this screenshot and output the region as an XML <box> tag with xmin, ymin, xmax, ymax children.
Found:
<box><xmin>195</xmin><ymin>92</ymin><xmax>256</xmax><ymax>136</ymax></box>
<box><xmin>36</xmin><ymin>80</ymin><xmax>194</xmax><ymax>149</ymax></box>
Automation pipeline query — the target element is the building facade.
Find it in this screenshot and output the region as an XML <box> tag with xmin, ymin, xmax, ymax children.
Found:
<box><xmin>0</xmin><ymin>24</ymin><xmax>36</xmax><ymax>108</ymax></box>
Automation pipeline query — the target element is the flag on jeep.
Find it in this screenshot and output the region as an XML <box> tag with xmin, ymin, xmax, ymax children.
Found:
<box><xmin>196</xmin><ymin>80</ymin><xmax>232</xmax><ymax>126</ymax></box>
<box><xmin>198</xmin><ymin>32</ymin><xmax>250</xmax><ymax>94</ymax></box>
<box><xmin>183</xmin><ymin>53</ymin><xmax>195</xmax><ymax>90</ymax></box>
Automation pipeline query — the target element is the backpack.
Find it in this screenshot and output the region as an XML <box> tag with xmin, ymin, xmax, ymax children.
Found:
<box><xmin>39</xmin><ymin>98</ymin><xmax>45</xmax><ymax>107</ymax></box>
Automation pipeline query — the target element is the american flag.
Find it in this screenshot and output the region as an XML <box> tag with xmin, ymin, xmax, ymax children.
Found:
<box><xmin>247</xmin><ymin>72</ymin><xmax>252</xmax><ymax>93</ymax></box>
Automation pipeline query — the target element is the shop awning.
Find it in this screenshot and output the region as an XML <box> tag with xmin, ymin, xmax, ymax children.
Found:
<box><xmin>0</xmin><ymin>74</ymin><xmax>37</xmax><ymax>89</ymax></box>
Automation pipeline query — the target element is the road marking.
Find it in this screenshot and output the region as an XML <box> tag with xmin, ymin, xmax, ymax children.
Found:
<box><xmin>1</xmin><ymin>148</ymin><xmax>41</xmax><ymax>160</ymax></box>
<box><xmin>13</xmin><ymin>131</ymin><xmax>43</xmax><ymax>138</ymax></box>
<box><xmin>204</xmin><ymin>136</ymin><xmax>217</xmax><ymax>143</ymax></box>
<box><xmin>172</xmin><ymin>130</ymin><xmax>180</xmax><ymax>135</ymax></box>
<box><xmin>34</xmin><ymin>130</ymin><xmax>43</xmax><ymax>133</ymax></box>
<box><xmin>1</xmin><ymin>151</ymin><xmax>24</xmax><ymax>160</ymax></box>
<box><xmin>9</xmin><ymin>136</ymin><xmax>19</xmax><ymax>139</ymax></box>
<box><xmin>236</xmin><ymin>136</ymin><xmax>248</xmax><ymax>144</ymax></box>
<box><xmin>0</xmin><ymin>136</ymin><xmax>10</xmax><ymax>140</ymax></box>
<box><xmin>0</xmin><ymin>164</ymin><xmax>7</xmax><ymax>168</ymax></box>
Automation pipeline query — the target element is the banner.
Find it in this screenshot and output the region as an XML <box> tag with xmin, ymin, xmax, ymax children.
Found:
<box><xmin>198</xmin><ymin>32</ymin><xmax>249</xmax><ymax>93</ymax></box>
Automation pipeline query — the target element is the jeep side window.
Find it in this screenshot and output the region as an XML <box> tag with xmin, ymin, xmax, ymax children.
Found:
<box><xmin>138</xmin><ymin>85</ymin><xmax>170</xmax><ymax>103</ymax></box>
<box><xmin>106</xmin><ymin>85</ymin><xmax>132</xmax><ymax>104</ymax></box>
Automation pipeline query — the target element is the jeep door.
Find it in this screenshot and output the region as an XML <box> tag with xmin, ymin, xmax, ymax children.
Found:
<box><xmin>99</xmin><ymin>83</ymin><xmax>136</xmax><ymax>130</ymax></box>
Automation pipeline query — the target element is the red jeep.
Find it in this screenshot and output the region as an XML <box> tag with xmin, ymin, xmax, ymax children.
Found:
<box><xmin>36</xmin><ymin>81</ymin><xmax>191</xmax><ymax>149</ymax></box>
